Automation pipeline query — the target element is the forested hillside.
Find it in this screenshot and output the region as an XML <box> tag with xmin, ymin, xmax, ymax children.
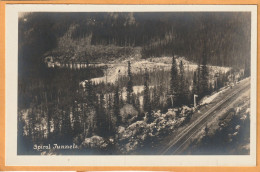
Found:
<box><xmin>19</xmin><ymin>12</ymin><xmax>250</xmax><ymax>78</ymax></box>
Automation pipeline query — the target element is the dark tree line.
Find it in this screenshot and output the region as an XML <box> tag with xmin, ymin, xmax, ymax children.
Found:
<box><xmin>19</xmin><ymin>12</ymin><xmax>250</xmax><ymax>79</ymax></box>
<box><xmin>140</xmin><ymin>12</ymin><xmax>251</xmax><ymax>71</ymax></box>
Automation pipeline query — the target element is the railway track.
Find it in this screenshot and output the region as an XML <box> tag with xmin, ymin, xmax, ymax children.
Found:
<box><xmin>160</xmin><ymin>80</ymin><xmax>250</xmax><ymax>155</ymax></box>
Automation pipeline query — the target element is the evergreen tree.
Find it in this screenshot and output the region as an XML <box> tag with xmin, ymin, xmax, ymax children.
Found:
<box><xmin>151</xmin><ymin>87</ymin><xmax>160</xmax><ymax>111</ymax></box>
<box><xmin>135</xmin><ymin>95</ymin><xmax>141</xmax><ymax>112</ymax></box>
<box><xmin>200</xmin><ymin>43</ymin><xmax>209</xmax><ymax>97</ymax></box>
<box><xmin>192</xmin><ymin>71</ymin><xmax>198</xmax><ymax>95</ymax></box>
<box><xmin>114</xmin><ymin>85</ymin><xmax>121</xmax><ymax>126</ymax></box>
<box><xmin>196</xmin><ymin>61</ymin><xmax>201</xmax><ymax>97</ymax></box>
<box><xmin>143</xmin><ymin>72</ymin><xmax>152</xmax><ymax>123</ymax></box>
<box><xmin>108</xmin><ymin>94</ymin><xmax>112</xmax><ymax>109</ymax></box>
<box><xmin>131</xmin><ymin>93</ymin><xmax>136</xmax><ymax>108</ymax></box>
<box><xmin>61</xmin><ymin>108</ymin><xmax>73</xmax><ymax>144</ymax></box>
<box><xmin>107</xmin><ymin>98</ymin><xmax>115</xmax><ymax>136</ymax></box>
<box><xmin>73</xmin><ymin>101</ymin><xmax>82</xmax><ymax>137</ymax></box>
<box><xmin>46</xmin><ymin>107</ymin><xmax>51</xmax><ymax>138</ymax></box>
<box><xmin>85</xmin><ymin>80</ymin><xmax>96</xmax><ymax>106</ymax></box>
<box><xmin>80</xmin><ymin>91</ymin><xmax>87</xmax><ymax>138</ymax></box>
<box><xmin>97</xmin><ymin>93</ymin><xmax>109</xmax><ymax>137</ymax></box>
<box><xmin>42</xmin><ymin>91</ymin><xmax>52</xmax><ymax>138</ymax></box>
<box><xmin>105</xmin><ymin>93</ymin><xmax>115</xmax><ymax>136</ymax></box>
<box><xmin>178</xmin><ymin>60</ymin><xmax>185</xmax><ymax>105</ymax></box>
<box><xmin>28</xmin><ymin>109</ymin><xmax>36</xmax><ymax>141</ymax></box>
<box><xmin>120</xmin><ymin>90</ymin><xmax>124</xmax><ymax>107</ymax></box>
<box><xmin>85</xmin><ymin>80</ymin><xmax>99</xmax><ymax>136</ymax></box>
<box><xmin>169</xmin><ymin>55</ymin><xmax>178</xmax><ymax>107</ymax></box>
<box><xmin>126</xmin><ymin>61</ymin><xmax>133</xmax><ymax>104</ymax></box>
<box><xmin>209</xmin><ymin>82</ymin><xmax>213</xmax><ymax>94</ymax></box>
<box><xmin>214</xmin><ymin>79</ymin><xmax>218</xmax><ymax>91</ymax></box>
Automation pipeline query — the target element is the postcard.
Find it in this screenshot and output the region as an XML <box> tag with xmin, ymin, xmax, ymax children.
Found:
<box><xmin>5</xmin><ymin>4</ymin><xmax>257</xmax><ymax>166</ymax></box>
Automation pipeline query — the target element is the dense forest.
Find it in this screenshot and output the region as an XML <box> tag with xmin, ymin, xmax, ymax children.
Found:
<box><xmin>19</xmin><ymin>12</ymin><xmax>250</xmax><ymax>77</ymax></box>
<box><xmin>18</xmin><ymin>12</ymin><xmax>250</xmax><ymax>155</ymax></box>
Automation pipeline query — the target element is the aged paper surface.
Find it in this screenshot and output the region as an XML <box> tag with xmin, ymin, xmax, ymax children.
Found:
<box><xmin>5</xmin><ymin>4</ymin><xmax>257</xmax><ymax>166</ymax></box>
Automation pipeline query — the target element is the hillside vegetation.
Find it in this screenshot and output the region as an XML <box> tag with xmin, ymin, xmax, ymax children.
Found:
<box><xmin>19</xmin><ymin>12</ymin><xmax>250</xmax><ymax>78</ymax></box>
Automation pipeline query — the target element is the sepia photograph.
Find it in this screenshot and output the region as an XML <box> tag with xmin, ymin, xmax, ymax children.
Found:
<box><xmin>17</xmin><ymin>11</ymin><xmax>252</xmax><ymax>156</ymax></box>
<box><xmin>4</xmin><ymin>4</ymin><xmax>257</xmax><ymax>167</ymax></box>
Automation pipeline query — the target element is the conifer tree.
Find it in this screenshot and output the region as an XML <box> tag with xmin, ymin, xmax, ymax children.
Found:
<box><xmin>200</xmin><ymin>42</ymin><xmax>209</xmax><ymax>97</ymax></box>
<box><xmin>169</xmin><ymin>55</ymin><xmax>178</xmax><ymax>107</ymax></box>
<box><xmin>46</xmin><ymin>108</ymin><xmax>51</xmax><ymax>138</ymax></box>
<box><xmin>214</xmin><ymin>79</ymin><xmax>218</xmax><ymax>91</ymax></box>
<box><xmin>114</xmin><ymin>85</ymin><xmax>121</xmax><ymax>126</ymax></box>
<box><xmin>170</xmin><ymin>55</ymin><xmax>178</xmax><ymax>94</ymax></box>
<box><xmin>73</xmin><ymin>101</ymin><xmax>81</xmax><ymax>137</ymax></box>
<box><xmin>61</xmin><ymin>108</ymin><xmax>73</xmax><ymax>144</ymax></box>
<box><xmin>178</xmin><ymin>60</ymin><xmax>185</xmax><ymax>105</ymax></box>
<box><xmin>120</xmin><ymin>90</ymin><xmax>124</xmax><ymax>107</ymax></box>
<box><xmin>143</xmin><ymin>72</ymin><xmax>152</xmax><ymax>123</ymax></box>
<box><xmin>135</xmin><ymin>95</ymin><xmax>141</xmax><ymax>112</ymax></box>
<box><xmin>97</xmin><ymin>93</ymin><xmax>109</xmax><ymax>137</ymax></box>
<box><xmin>209</xmin><ymin>82</ymin><xmax>213</xmax><ymax>93</ymax></box>
<box><xmin>126</xmin><ymin>61</ymin><xmax>133</xmax><ymax>104</ymax></box>
<box><xmin>196</xmin><ymin>60</ymin><xmax>201</xmax><ymax>97</ymax></box>
<box><xmin>151</xmin><ymin>87</ymin><xmax>160</xmax><ymax>111</ymax></box>
<box><xmin>192</xmin><ymin>71</ymin><xmax>198</xmax><ymax>94</ymax></box>
<box><xmin>28</xmin><ymin>108</ymin><xmax>37</xmax><ymax>141</ymax></box>
<box><xmin>108</xmin><ymin>94</ymin><xmax>112</xmax><ymax>109</ymax></box>
<box><xmin>85</xmin><ymin>80</ymin><xmax>96</xmax><ymax>106</ymax></box>
<box><xmin>106</xmin><ymin>93</ymin><xmax>115</xmax><ymax>135</ymax></box>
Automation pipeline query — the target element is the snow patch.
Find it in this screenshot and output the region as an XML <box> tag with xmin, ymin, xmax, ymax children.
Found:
<box><xmin>200</xmin><ymin>87</ymin><xmax>229</xmax><ymax>105</ymax></box>
<box><xmin>88</xmin><ymin>56</ymin><xmax>230</xmax><ymax>84</ymax></box>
